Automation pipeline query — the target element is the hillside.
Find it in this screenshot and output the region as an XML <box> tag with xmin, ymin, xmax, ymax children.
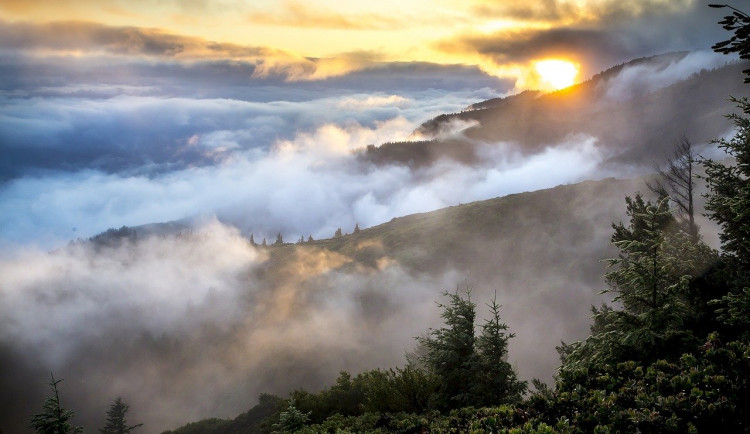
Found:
<box><xmin>361</xmin><ymin>54</ymin><xmax>748</xmax><ymax>168</ymax></box>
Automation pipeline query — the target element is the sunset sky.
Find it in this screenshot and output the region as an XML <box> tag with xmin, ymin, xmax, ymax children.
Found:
<box><xmin>0</xmin><ymin>0</ymin><xmax>722</xmax><ymax>88</ymax></box>
<box><xmin>0</xmin><ymin>0</ymin><xmax>732</xmax><ymax>247</ymax></box>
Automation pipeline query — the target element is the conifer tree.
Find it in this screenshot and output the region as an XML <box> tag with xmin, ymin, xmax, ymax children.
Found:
<box><xmin>334</xmin><ymin>228</ymin><xmax>342</xmax><ymax>238</ymax></box>
<box><xmin>99</xmin><ymin>397</ymin><xmax>142</xmax><ymax>434</ymax></box>
<box><xmin>275</xmin><ymin>233</ymin><xmax>283</xmax><ymax>245</ymax></box>
<box><xmin>354</xmin><ymin>223</ymin><xmax>360</xmax><ymax>233</ymax></box>
<box><xmin>474</xmin><ymin>293</ymin><xmax>526</xmax><ymax>406</ymax></box>
<box><xmin>29</xmin><ymin>373</ymin><xmax>83</xmax><ymax>434</ymax></box>
<box><xmin>307</xmin><ymin>235</ymin><xmax>313</xmax><ymax>243</ymax></box>
<box><xmin>703</xmin><ymin>98</ymin><xmax>750</xmax><ymax>329</ymax></box>
<box><xmin>561</xmin><ymin>194</ymin><xmax>713</xmax><ymax>371</ymax></box>
<box><xmin>418</xmin><ymin>287</ymin><xmax>477</xmax><ymax>409</ymax></box>
<box><xmin>249</xmin><ymin>234</ymin><xmax>256</xmax><ymax>246</ymax></box>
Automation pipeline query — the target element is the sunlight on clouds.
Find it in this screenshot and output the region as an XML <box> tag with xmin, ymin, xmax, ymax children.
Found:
<box><xmin>534</xmin><ymin>59</ymin><xmax>580</xmax><ymax>90</ymax></box>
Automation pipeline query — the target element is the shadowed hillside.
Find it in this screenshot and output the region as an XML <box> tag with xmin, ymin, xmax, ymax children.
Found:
<box><xmin>361</xmin><ymin>54</ymin><xmax>748</xmax><ymax>168</ymax></box>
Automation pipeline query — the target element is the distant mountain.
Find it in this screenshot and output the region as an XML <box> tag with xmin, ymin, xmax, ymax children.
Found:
<box><xmin>361</xmin><ymin>53</ymin><xmax>748</xmax><ymax>168</ymax></box>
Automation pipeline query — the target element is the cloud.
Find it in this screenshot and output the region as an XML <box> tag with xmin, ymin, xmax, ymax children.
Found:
<box><xmin>599</xmin><ymin>50</ymin><xmax>730</xmax><ymax>102</ymax></box>
<box><xmin>0</xmin><ymin>223</ymin><xmax>458</xmax><ymax>432</ymax></box>
<box><xmin>0</xmin><ymin>106</ymin><xmax>609</xmax><ymax>250</ymax></box>
<box><xmin>467</xmin><ymin>0</ymin><xmax>694</xmax><ymax>23</ymax></box>
<box><xmin>247</xmin><ymin>1</ymin><xmax>408</xmax><ymax>30</ymax></box>
<box><xmin>437</xmin><ymin>1</ymin><xmax>728</xmax><ymax>86</ymax></box>
<box><xmin>0</xmin><ymin>19</ymin><xmax>383</xmax><ymax>82</ymax></box>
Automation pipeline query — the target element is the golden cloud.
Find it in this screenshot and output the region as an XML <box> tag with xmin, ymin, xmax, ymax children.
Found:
<box><xmin>247</xmin><ymin>0</ymin><xmax>408</xmax><ymax>30</ymax></box>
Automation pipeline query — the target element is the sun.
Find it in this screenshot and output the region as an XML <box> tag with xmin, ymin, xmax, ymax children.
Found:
<box><xmin>534</xmin><ymin>59</ymin><xmax>580</xmax><ymax>90</ymax></box>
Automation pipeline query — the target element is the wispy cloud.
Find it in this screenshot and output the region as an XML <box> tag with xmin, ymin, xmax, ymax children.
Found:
<box><xmin>247</xmin><ymin>1</ymin><xmax>409</xmax><ymax>30</ymax></box>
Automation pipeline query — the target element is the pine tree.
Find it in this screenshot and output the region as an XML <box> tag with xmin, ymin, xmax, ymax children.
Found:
<box><xmin>561</xmin><ymin>194</ymin><xmax>713</xmax><ymax>371</ymax></box>
<box><xmin>473</xmin><ymin>293</ymin><xmax>526</xmax><ymax>406</ymax></box>
<box><xmin>334</xmin><ymin>228</ymin><xmax>342</xmax><ymax>238</ymax></box>
<box><xmin>249</xmin><ymin>234</ymin><xmax>256</xmax><ymax>246</ymax></box>
<box><xmin>99</xmin><ymin>397</ymin><xmax>142</xmax><ymax>434</ymax></box>
<box><xmin>272</xmin><ymin>399</ymin><xmax>310</xmax><ymax>433</ymax></box>
<box><xmin>29</xmin><ymin>373</ymin><xmax>83</xmax><ymax>434</ymax></box>
<box><xmin>417</xmin><ymin>287</ymin><xmax>477</xmax><ymax>409</ymax></box>
<box><xmin>307</xmin><ymin>235</ymin><xmax>313</xmax><ymax>243</ymax></box>
<box><xmin>704</xmin><ymin>98</ymin><xmax>750</xmax><ymax>329</ymax></box>
<box><xmin>353</xmin><ymin>223</ymin><xmax>360</xmax><ymax>233</ymax></box>
<box><xmin>262</xmin><ymin>237</ymin><xmax>267</xmax><ymax>247</ymax></box>
<box><xmin>274</xmin><ymin>233</ymin><xmax>283</xmax><ymax>245</ymax></box>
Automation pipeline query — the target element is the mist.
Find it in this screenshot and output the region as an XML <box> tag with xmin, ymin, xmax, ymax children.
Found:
<box><xmin>0</xmin><ymin>15</ymin><xmax>740</xmax><ymax>431</ymax></box>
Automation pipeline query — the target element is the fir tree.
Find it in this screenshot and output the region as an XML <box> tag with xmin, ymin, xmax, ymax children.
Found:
<box><xmin>99</xmin><ymin>397</ymin><xmax>142</xmax><ymax>434</ymax></box>
<box><xmin>561</xmin><ymin>194</ymin><xmax>714</xmax><ymax>371</ymax></box>
<box><xmin>29</xmin><ymin>373</ymin><xmax>83</xmax><ymax>434</ymax></box>
<box><xmin>353</xmin><ymin>223</ymin><xmax>360</xmax><ymax>233</ymax></box>
<box><xmin>417</xmin><ymin>287</ymin><xmax>477</xmax><ymax>409</ymax></box>
<box><xmin>275</xmin><ymin>233</ymin><xmax>283</xmax><ymax>245</ymax></box>
<box><xmin>249</xmin><ymin>234</ymin><xmax>256</xmax><ymax>246</ymax></box>
<box><xmin>704</xmin><ymin>98</ymin><xmax>750</xmax><ymax>329</ymax></box>
<box><xmin>334</xmin><ymin>228</ymin><xmax>343</xmax><ymax>238</ymax></box>
<box><xmin>307</xmin><ymin>235</ymin><xmax>313</xmax><ymax>243</ymax></box>
<box><xmin>473</xmin><ymin>293</ymin><xmax>526</xmax><ymax>406</ymax></box>
<box><xmin>272</xmin><ymin>399</ymin><xmax>310</xmax><ymax>433</ymax></box>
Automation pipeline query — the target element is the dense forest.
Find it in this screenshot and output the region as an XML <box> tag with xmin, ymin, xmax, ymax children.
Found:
<box><xmin>26</xmin><ymin>6</ymin><xmax>750</xmax><ymax>434</ymax></box>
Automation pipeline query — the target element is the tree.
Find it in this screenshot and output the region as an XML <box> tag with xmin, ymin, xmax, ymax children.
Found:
<box><xmin>647</xmin><ymin>135</ymin><xmax>700</xmax><ymax>241</ymax></box>
<box><xmin>99</xmin><ymin>397</ymin><xmax>142</xmax><ymax>434</ymax></box>
<box><xmin>353</xmin><ymin>223</ymin><xmax>360</xmax><ymax>233</ymax></box>
<box><xmin>703</xmin><ymin>98</ymin><xmax>750</xmax><ymax>329</ymax></box>
<box><xmin>262</xmin><ymin>237</ymin><xmax>267</xmax><ymax>247</ymax></box>
<box><xmin>333</xmin><ymin>228</ymin><xmax>342</xmax><ymax>238</ymax></box>
<box><xmin>29</xmin><ymin>373</ymin><xmax>83</xmax><ymax>434</ymax></box>
<box><xmin>561</xmin><ymin>194</ymin><xmax>712</xmax><ymax>371</ymax></box>
<box><xmin>417</xmin><ymin>287</ymin><xmax>477</xmax><ymax>410</ymax></box>
<box><xmin>275</xmin><ymin>233</ymin><xmax>284</xmax><ymax>245</ymax></box>
<box><xmin>307</xmin><ymin>235</ymin><xmax>313</xmax><ymax>243</ymax></box>
<box><xmin>710</xmin><ymin>4</ymin><xmax>750</xmax><ymax>82</ymax></box>
<box><xmin>249</xmin><ymin>234</ymin><xmax>256</xmax><ymax>246</ymax></box>
<box><xmin>473</xmin><ymin>293</ymin><xmax>526</xmax><ymax>406</ymax></box>
<box><xmin>272</xmin><ymin>399</ymin><xmax>310</xmax><ymax>433</ymax></box>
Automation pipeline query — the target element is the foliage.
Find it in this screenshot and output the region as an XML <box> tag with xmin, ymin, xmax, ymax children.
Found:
<box><xmin>543</xmin><ymin>336</ymin><xmax>750</xmax><ymax>433</ymax></box>
<box><xmin>100</xmin><ymin>397</ymin><xmax>142</xmax><ymax>434</ymax></box>
<box><xmin>710</xmin><ymin>3</ymin><xmax>750</xmax><ymax>82</ymax></box>
<box><xmin>703</xmin><ymin>97</ymin><xmax>750</xmax><ymax>331</ymax></box>
<box><xmin>29</xmin><ymin>374</ymin><xmax>83</xmax><ymax>434</ymax></box>
<box><xmin>272</xmin><ymin>400</ymin><xmax>310</xmax><ymax>433</ymax></box>
<box><xmin>560</xmin><ymin>194</ymin><xmax>715</xmax><ymax>371</ymax></box>
<box><xmin>474</xmin><ymin>293</ymin><xmax>527</xmax><ymax>406</ymax></box>
<box><xmin>417</xmin><ymin>287</ymin><xmax>478</xmax><ymax>409</ymax></box>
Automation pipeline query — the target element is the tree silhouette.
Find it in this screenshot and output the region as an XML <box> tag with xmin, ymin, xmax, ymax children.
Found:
<box><xmin>99</xmin><ymin>397</ymin><xmax>142</xmax><ymax>434</ymax></box>
<box><xmin>29</xmin><ymin>373</ymin><xmax>83</xmax><ymax>434</ymax></box>
<box><xmin>647</xmin><ymin>135</ymin><xmax>699</xmax><ymax>241</ymax></box>
<box><xmin>710</xmin><ymin>4</ymin><xmax>750</xmax><ymax>82</ymax></box>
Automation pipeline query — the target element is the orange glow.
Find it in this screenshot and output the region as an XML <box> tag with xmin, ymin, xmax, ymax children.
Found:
<box><xmin>533</xmin><ymin>59</ymin><xmax>580</xmax><ymax>90</ymax></box>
